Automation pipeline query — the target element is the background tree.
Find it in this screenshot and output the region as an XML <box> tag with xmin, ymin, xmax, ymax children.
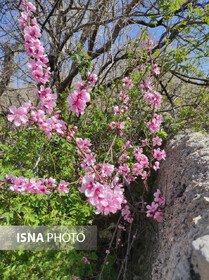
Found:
<box><xmin>0</xmin><ymin>0</ymin><xmax>208</xmax><ymax>93</ymax></box>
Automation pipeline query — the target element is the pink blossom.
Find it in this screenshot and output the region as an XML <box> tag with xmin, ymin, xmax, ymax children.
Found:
<box><xmin>33</xmin><ymin>112</ymin><xmax>66</xmax><ymax>139</ymax></box>
<box><xmin>121</xmin><ymin>205</ymin><xmax>133</xmax><ymax>223</ymax></box>
<box><xmin>37</xmin><ymin>184</ymin><xmax>51</xmax><ymax>195</ymax></box>
<box><xmin>76</xmin><ymin>81</ymin><xmax>90</xmax><ymax>92</ymax></box>
<box><xmin>153</xmin><ymin>161</ymin><xmax>160</xmax><ymax>171</ymax></box>
<box><xmin>154</xmin><ymin>189</ymin><xmax>161</xmax><ymax>201</ymax></box>
<box><xmin>134</xmin><ymin>150</ymin><xmax>149</xmax><ymax>168</ymax></box>
<box><xmin>28</xmin><ymin>60</ymin><xmax>40</xmax><ymax>71</ymax></box>
<box><xmin>153</xmin><ymin>148</ymin><xmax>166</xmax><ymax>161</ymax></box>
<box><xmin>39</xmin><ymin>93</ymin><xmax>57</xmax><ymax>114</ymax></box>
<box><xmin>80</xmin><ymin>173</ymin><xmax>125</xmax><ymax>215</ymax></box>
<box><xmin>9</xmin><ymin>176</ymin><xmax>27</xmax><ymax>194</ymax></box>
<box><xmin>30</xmin><ymin>65</ymin><xmax>44</xmax><ymax>83</ymax></box>
<box><xmin>142</xmin><ymin>139</ymin><xmax>148</xmax><ymax>146</ymax></box>
<box><xmin>18</xmin><ymin>12</ymin><xmax>28</xmax><ymax>29</ymax></box>
<box><xmin>154</xmin><ymin>210</ymin><xmax>163</xmax><ymax>222</ymax></box>
<box><xmin>119</xmin><ymin>152</ymin><xmax>129</xmax><ymax>163</ymax></box>
<box><xmin>132</xmin><ymin>163</ymin><xmax>143</xmax><ymax>175</ymax></box>
<box><xmin>4</xmin><ymin>174</ymin><xmax>14</xmax><ymax>184</ymax></box>
<box><xmin>141</xmin><ymin>80</ymin><xmax>152</xmax><ymax>91</ymax></box>
<box><xmin>27</xmin><ymin>2</ymin><xmax>36</xmax><ymax>12</ymax></box>
<box><xmin>31</xmin><ymin>18</ymin><xmax>38</xmax><ymax>27</ymax></box>
<box><xmin>31</xmin><ymin>109</ymin><xmax>46</xmax><ymax>124</ymax></box>
<box><xmin>101</xmin><ymin>163</ymin><xmax>114</xmax><ymax>177</ymax></box>
<box><xmin>109</xmin><ymin>121</ymin><xmax>116</xmax><ymax>130</ymax></box>
<box><xmin>147</xmin><ymin>117</ymin><xmax>161</xmax><ymax>133</ymax></box>
<box><xmin>119</xmin><ymin>122</ymin><xmax>125</xmax><ymax>134</ymax></box>
<box><xmin>79</xmin><ymin>174</ymin><xmax>96</xmax><ymax>198</ymax></box>
<box><xmin>118</xmin><ymin>224</ymin><xmax>126</xmax><ymax>231</ymax></box>
<box><xmin>141</xmin><ymin>171</ymin><xmax>148</xmax><ymax>180</ymax></box>
<box><xmin>145</xmin><ymin>38</ymin><xmax>153</xmax><ymax>47</ymax></box>
<box><xmin>106</xmin><ymin>250</ymin><xmax>110</xmax><ymax>254</ymax></box>
<box><xmin>122</xmin><ymin>77</ymin><xmax>133</xmax><ymax>89</ymax></box>
<box><xmin>118</xmin><ymin>91</ymin><xmax>129</xmax><ymax>103</ymax></box>
<box><xmin>76</xmin><ymin>138</ymin><xmax>92</xmax><ymax>154</ymax></box>
<box><xmin>25</xmin><ymin>44</ymin><xmax>36</xmax><ymax>57</ymax></box>
<box><xmin>24</xmin><ymin>25</ymin><xmax>41</xmax><ymax>39</ymax></box>
<box><xmin>153</xmin><ymin>91</ymin><xmax>162</xmax><ymax>108</ymax></box>
<box><xmin>56</xmin><ymin>180</ymin><xmax>69</xmax><ymax>195</ymax></box>
<box><xmin>154</xmin><ymin>189</ymin><xmax>165</xmax><ymax>207</ymax></box>
<box><xmin>159</xmin><ymin>197</ymin><xmax>166</xmax><ymax>207</ymax></box>
<box><xmin>39</xmin><ymin>55</ymin><xmax>49</xmax><ymax>65</ymax></box>
<box><xmin>7</xmin><ymin>105</ymin><xmax>29</xmax><ymax>126</ymax></box>
<box><xmin>35</xmin><ymin>85</ymin><xmax>51</xmax><ymax>98</ymax></box>
<box><xmin>42</xmin><ymin>67</ymin><xmax>51</xmax><ymax>84</ymax></box>
<box><xmin>67</xmin><ymin>88</ymin><xmax>90</xmax><ymax>117</ymax></box>
<box><xmin>146</xmin><ymin>202</ymin><xmax>158</xmax><ymax>216</ymax></box>
<box><xmin>44</xmin><ymin>177</ymin><xmax>56</xmax><ymax>188</ymax></box>
<box><xmin>118</xmin><ymin>164</ymin><xmax>130</xmax><ymax>177</ymax></box>
<box><xmin>141</xmin><ymin>89</ymin><xmax>162</xmax><ymax>109</ymax></box>
<box><xmin>80</xmin><ymin>153</ymin><xmax>96</xmax><ymax>171</ymax></box>
<box><xmin>145</xmin><ymin>190</ymin><xmax>165</xmax><ymax>222</ymax></box>
<box><xmin>87</xmin><ymin>72</ymin><xmax>98</xmax><ymax>86</ymax></box>
<box><xmin>82</xmin><ymin>257</ymin><xmax>90</xmax><ymax>265</ymax></box>
<box><xmin>113</xmin><ymin>106</ymin><xmax>119</xmax><ymax>115</ymax></box>
<box><xmin>32</xmin><ymin>40</ymin><xmax>45</xmax><ymax>59</ymax></box>
<box><xmin>152</xmin><ymin>64</ymin><xmax>160</xmax><ymax>76</ymax></box>
<box><xmin>152</xmin><ymin>136</ymin><xmax>162</xmax><ymax>146</ymax></box>
<box><xmin>122</xmin><ymin>141</ymin><xmax>132</xmax><ymax>150</ymax></box>
<box><xmin>133</xmin><ymin>147</ymin><xmax>143</xmax><ymax>158</ymax></box>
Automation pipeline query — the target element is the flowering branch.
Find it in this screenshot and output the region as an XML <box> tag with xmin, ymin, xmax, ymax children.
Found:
<box><xmin>1</xmin><ymin>1</ymin><xmax>166</xmax><ymax>224</ymax></box>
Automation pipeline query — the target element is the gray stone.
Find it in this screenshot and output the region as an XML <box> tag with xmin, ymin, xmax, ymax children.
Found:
<box><xmin>192</xmin><ymin>235</ymin><xmax>209</xmax><ymax>280</ymax></box>
<box><xmin>151</xmin><ymin>131</ymin><xmax>209</xmax><ymax>280</ymax></box>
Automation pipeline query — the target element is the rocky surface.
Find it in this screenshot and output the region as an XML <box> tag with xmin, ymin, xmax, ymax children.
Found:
<box><xmin>151</xmin><ymin>131</ymin><xmax>209</xmax><ymax>280</ymax></box>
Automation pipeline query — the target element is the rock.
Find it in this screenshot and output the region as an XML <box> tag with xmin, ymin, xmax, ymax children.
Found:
<box><xmin>151</xmin><ymin>131</ymin><xmax>209</xmax><ymax>280</ymax></box>
<box><xmin>192</xmin><ymin>235</ymin><xmax>209</xmax><ymax>280</ymax></box>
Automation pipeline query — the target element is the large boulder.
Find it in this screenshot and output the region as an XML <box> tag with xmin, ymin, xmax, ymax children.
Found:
<box><xmin>152</xmin><ymin>132</ymin><xmax>209</xmax><ymax>280</ymax></box>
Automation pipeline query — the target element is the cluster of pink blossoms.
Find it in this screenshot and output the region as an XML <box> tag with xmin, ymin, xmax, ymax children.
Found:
<box><xmin>145</xmin><ymin>189</ymin><xmax>165</xmax><ymax>222</ymax></box>
<box><xmin>121</xmin><ymin>205</ymin><xmax>133</xmax><ymax>223</ymax></box>
<box><xmin>71</xmin><ymin>133</ymin><xmax>127</xmax><ymax>215</ymax></box>
<box><xmin>67</xmin><ymin>73</ymin><xmax>97</xmax><ymax>117</ymax></box>
<box><xmin>145</xmin><ymin>38</ymin><xmax>154</xmax><ymax>51</ymax></box>
<box><xmin>122</xmin><ymin>77</ymin><xmax>133</xmax><ymax>89</ymax></box>
<box><xmin>141</xmin><ymin>80</ymin><xmax>162</xmax><ymax>109</ymax></box>
<box><xmin>3</xmin><ymin>175</ymin><xmax>69</xmax><ymax>195</ymax></box>
<box><xmin>9</xmin><ymin>1</ymin><xmax>97</xmax><ymax>137</ymax></box>
<box><xmin>6</xmin><ymin>0</ymin><xmax>67</xmax><ymax>139</ymax></box>
<box><xmin>79</xmin><ymin>172</ymin><xmax>126</xmax><ymax>215</ymax></box>
<box><xmin>139</xmin><ymin>65</ymin><xmax>166</xmax><ymax>221</ymax></box>
<box><xmin>107</xmin><ymin>63</ymin><xmax>166</xmax><ymax>221</ymax></box>
<box><xmin>109</xmin><ymin>91</ymin><xmax>129</xmax><ymax>136</ymax></box>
